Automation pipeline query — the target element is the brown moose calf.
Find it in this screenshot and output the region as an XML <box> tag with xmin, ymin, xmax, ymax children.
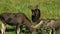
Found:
<box><xmin>42</xmin><ymin>19</ymin><xmax>60</xmax><ymax>34</ymax></box>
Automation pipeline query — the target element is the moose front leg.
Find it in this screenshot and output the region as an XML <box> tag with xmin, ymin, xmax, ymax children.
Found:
<box><xmin>16</xmin><ymin>26</ymin><xmax>20</xmax><ymax>34</ymax></box>
<box><xmin>1</xmin><ymin>23</ymin><xmax>6</xmax><ymax>34</ymax></box>
<box><xmin>49</xmin><ymin>29</ymin><xmax>52</xmax><ymax>34</ymax></box>
<box><xmin>49</xmin><ymin>28</ymin><xmax>56</xmax><ymax>34</ymax></box>
<box><xmin>53</xmin><ymin>28</ymin><xmax>56</xmax><ymax>34</ymax></box>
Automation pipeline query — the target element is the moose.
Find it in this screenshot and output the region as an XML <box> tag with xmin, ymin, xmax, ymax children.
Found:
<box><xmin>0</xmin><ymin>13</ymin><xmax>43</xmax><ymax>34</ymax></box>
<box><xmin>28</xmin><ymin>5</ymin><xmax>40</xmax><ymax>22</ymax></box>
<box><xmin>42</xmin><ymin>19</ymin><xmax>60</xmax><ymax>34</ymax></box>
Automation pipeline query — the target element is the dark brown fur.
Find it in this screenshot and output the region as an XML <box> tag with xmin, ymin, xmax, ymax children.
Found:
<box><xmin>28</xmin><ymin>5</ymin><xmax>40</xmax><ymax>22</ymax></box>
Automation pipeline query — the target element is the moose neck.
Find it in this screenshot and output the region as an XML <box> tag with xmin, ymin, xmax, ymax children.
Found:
<box><xmin>24</xmin><ymin>16</ymin><xmax>43</xmax><ymax>29</ymax></box>
<box><xmin>33</xmin><ymin>20</ymin><xmax>43</xmax><ymax>28</ymax></box>
<box><xmin>24</xmin><ymin>16</ymin><xmax>34</xmax><ymax>28</ymax></box>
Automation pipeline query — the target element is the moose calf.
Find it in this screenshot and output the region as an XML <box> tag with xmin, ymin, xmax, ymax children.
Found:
<box><xmin>42</xmin><ymin>19</ymin><xmax>60</xmax><ymax>34</ymax></box>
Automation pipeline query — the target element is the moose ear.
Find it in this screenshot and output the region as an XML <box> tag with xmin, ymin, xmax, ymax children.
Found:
<box><xmin>28</xmin><ymin>5</ymin><xmax>32</xmax><ymax>9</ymax></box>
<box><xmin>36</xmin><ymin>5</ymin><xmax>38</xmax><ymax>8</ymax></box>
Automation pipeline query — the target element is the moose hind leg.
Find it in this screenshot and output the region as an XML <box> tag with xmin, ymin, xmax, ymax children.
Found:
<box><xmin>16</xmin><ymin>26</ymin><xmax>20</xmax><ymax>34</ymax></box>
<box><xmin>1</xmin><ymin>23</ymin><xmax>6</xmax><ymax>34</ymax></box>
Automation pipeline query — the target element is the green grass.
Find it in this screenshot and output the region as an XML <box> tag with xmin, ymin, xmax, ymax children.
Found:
<box><xmin>0</xmin><ymin>0</ymin><xmax>60</xmax><ymax>34</ymax></box>
<box><xmin>5</xmin><ymin>32</ymin><xmax>15</xmax><ymax>34</ymax></box>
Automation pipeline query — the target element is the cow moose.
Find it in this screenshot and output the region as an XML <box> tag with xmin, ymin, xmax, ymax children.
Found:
<box><xmin>0</xmin><ymin>13</ymin><xmax>43</xmax><ymax>34</ymax></box>
<box><xmin>42</xmin><ymin>19</ymin><xmax>60</xmax><ymax>34</ymax></box>
<box><xmin>28</xmin><ymin>5</ymin><xmax>40</xmax><ymax>22</ymax></box>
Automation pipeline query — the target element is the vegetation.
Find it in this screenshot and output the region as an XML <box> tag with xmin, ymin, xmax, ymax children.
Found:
<box><xmin>0</xmin><ymin>0</ymin><xmax>60</xmax><ymax>34</ymax></box>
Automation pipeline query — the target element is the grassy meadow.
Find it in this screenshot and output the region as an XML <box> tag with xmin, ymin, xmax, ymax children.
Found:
<box><xmin>0</xmin><ymin>0</ymin><xmax>60</xmax><ymax>34</ymax></box>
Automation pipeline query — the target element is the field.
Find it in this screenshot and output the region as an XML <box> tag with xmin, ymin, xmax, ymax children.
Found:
<box><xmin>0</xmin><ymin>0</ymin><xmax>60</xmax><ymax>34</ymax></box>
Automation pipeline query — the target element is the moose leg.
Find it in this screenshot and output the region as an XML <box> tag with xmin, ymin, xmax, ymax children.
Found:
<box><xmin>16</xmin><ymin>26</ymin><xmax>20</xmax><ymax>34</ymax></box>
<box><xmin>1</xmin><ymin>23</ymin><xmax>6</xmax><ymax>34</ymax></box>
<box><xmin>53</xmin><ymin>28</ymin><xmax>56</xmax><ymax>34</ymax></box>
<box><xmin>49</xmin><ymin>29</ymin><xmax>52</xmax><ymax>34</ymax></box>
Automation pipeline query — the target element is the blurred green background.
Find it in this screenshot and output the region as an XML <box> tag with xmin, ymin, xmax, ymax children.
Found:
<box><xmin>0</xmin><ymin>0</ymin><xmax>60</xmax><ymax>34</ymax></box>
